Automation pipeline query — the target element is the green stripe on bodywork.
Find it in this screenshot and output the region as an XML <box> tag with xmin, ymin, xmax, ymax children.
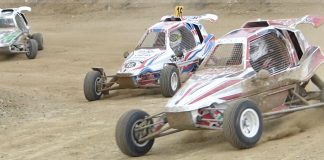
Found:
<box><xmin>0</xmin><ymin>30</ymin><xmax>22</xmax><ymax>44</ymax></box>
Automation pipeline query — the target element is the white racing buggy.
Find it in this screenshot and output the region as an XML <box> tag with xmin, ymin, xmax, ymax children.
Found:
<box><xmin>83</xmin><ymin>11</ymin><xmax>218</xmax><ymax>101</ymax></box>
<box><xmin>115</xmin><ymin>15</ymin><xmax>324</xmax><ymax>157</ymax></box>
<box><xmin>0</xmin><ymin>6</ymin><xmax>44</xmax><ymax>59</ymax></box>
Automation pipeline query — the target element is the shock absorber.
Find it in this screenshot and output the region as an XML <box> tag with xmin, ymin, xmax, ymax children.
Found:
<box><xmin>311</xmin><ymin>74</ymin><xmax>324</xmax><ymax>102</ymax></box>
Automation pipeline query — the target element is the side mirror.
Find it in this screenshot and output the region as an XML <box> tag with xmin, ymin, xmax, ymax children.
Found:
<box><xmin>256</xmin><ymin>69</ymin><xmax>270</xmax><ymax>79</ymax></box>
<box><xmin>123</xmin><ymin>51</ymin><xmax>129</xmax><ymax>58</ymax></box>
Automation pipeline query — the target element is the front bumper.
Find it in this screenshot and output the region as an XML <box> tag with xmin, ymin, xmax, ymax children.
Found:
<box><xmin>115</xmin><ymin>72</ymin><xmax>160</xmax><ymax>89</ymax></box>
<box><xmin>0</xmin><ymin>46</ymin><xmax>11</xmax><ymax>54</ymax></box>
<box><xmin>166</xmin><ymin>112</ymin><xmax>196</xmax><ymax>130</ymax></box>
<box><xmin>166</xmin><ymin>106</ymin><xmax>225</xmax><ymax>130</ymax></box>
<box><xmin>115</xmin><ymin>73</ymin><xmax>137</xmax><ymax>88</ymax></box>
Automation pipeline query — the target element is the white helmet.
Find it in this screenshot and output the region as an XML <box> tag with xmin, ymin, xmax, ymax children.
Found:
<box><xmin>251</xmin><ymin>40</ymin><xmax>268</xmax><ymax>61</ymax></box>
<box><xmin>170</xmin><ymin>30</ymin><xmax>182</xmax><ymax>48</ymax></box>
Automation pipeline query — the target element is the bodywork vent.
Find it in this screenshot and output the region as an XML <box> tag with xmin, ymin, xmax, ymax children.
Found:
<box><xmin>242</xmin><ymin>21</ymin><xmax>269</xmax><ymax>28</ymax></box>
<box><xmin>1</xmin><ymin>9</ymin><xmax>14</xmax><ymax>13</ymax></box>
<box><xmin>164</xmin><ymin>17</ymin><xmax>181</xmax><ymax>22</ymax></box>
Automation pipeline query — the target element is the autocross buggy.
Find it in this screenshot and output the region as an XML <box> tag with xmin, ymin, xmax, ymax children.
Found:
<box><xmin>0</xmin><ymin>6</ymin><xmax>44</xmax><ymax>59</ymax></box>
<box><xmin>83</xmin><ymin>13</ymin><xmax>218</xmax><ymax>101</ymax></box>
<box><xmin>115</xmin><ymin>15</ymin><xmax>324</xmax><ymax>157</ymax></box>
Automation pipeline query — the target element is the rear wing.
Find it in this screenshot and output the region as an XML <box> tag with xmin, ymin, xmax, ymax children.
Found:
<box><xmin>0</xmin><ymin>6</ymin><xmax>31</xmax><ymax>14</ymax></box>
<box><xmin>269</xmin><ymin>15</ymin><xmax>324</xmax><ymax>28</ymax></box>
<box><xmin>160</xmin><ymin>14</ymin><xmax>218</xmax><ymax>23</ymax></box>
<box><xmin>18</xmin><ymin>6</ymin><xmax>31</xmax><ymax>13</ymax></box>
<box><xmin>185</xmin><ymin>14</ymin><xmax>218</xmax><ymax>23</ymax></box>
<box><xmin>242</xmin><ymin>15</ymin><xmax>324</xmax><ymax>29</ymax></box>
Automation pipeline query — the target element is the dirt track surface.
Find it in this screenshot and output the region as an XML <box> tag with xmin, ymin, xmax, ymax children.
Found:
<box><xmin>1</xmin><ymin>2</ymin><xmax>324</xmax><ymax>160</ymax></box>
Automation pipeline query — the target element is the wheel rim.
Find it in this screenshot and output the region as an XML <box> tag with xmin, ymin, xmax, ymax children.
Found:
<box><xmin>131</xmin><ymin>119</ymin><xmax>149</xmax><ymax>147</ymax></box>
<box><xmin>170</xmin><ymin>72</ymin><xmax>178</xmax><ymax>91</ymax></box>
<box><xmin>239</xmin><ymin>108</ymin><xmax>259</xmax><ymax>138</ymax></box>
<box><xmin>94</xmin><ymin>77</ymin><xmax>102</xmax><ymax>96</ymax></box>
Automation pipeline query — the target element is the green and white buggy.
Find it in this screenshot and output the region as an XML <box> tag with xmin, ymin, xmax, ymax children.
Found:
<box><xmin>0</xmin><ymin>6</ymin><xmax>43</xmax><ymax>59</ymax></box>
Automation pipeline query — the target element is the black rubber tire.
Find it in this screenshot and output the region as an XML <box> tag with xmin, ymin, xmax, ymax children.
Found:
<box><xmin>160</xmin><ymin>65</ymin><xmax>181</xmax><ymax>97</ymax></box>
<box><xmin>32</xmin><ymin>33</ymin><xmax>44</xmax><ymax>50</ymax></box>
<box><xmin>83</xmin><ymin>71</ymin><xmax>102</xmax><ymax>101</ymax></box>
<box><xmin>26</xmin><ymin>39</ymin><xmax>38</xmax><ymax>59</ymax></box>
<box><xmin>223</xmin><ymin>100</ymin><xmax>263</xmax><ymax>149</ymax></box>
<box><xmin>115</xmin><ymin>109</ymin><xmax>154</xmax><ymax>157</ymax></box>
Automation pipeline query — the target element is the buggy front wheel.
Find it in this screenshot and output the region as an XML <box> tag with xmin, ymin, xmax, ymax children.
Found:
<box><xmin>115</xmin><ymin>109</ymin><xmax>155</xmax><ymax>157</ymax></box>
<box><xmin>26</xmin><ymin>39</ymin><xmax>38</xmax><ymax>59</ymax></box>
<box><xmin>83</xmin><ymin>71</ymin><xmax>103</xmax><ymax>101</ymax></box>
<box><xmin>223</xmin><ymin>100</ymin><xmax>263</xmax><ymax>149</ymax></box>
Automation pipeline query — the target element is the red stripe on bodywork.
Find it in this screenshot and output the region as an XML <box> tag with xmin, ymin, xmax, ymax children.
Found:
<box><xmin>184</xmin><ymin>51</ymin><xmax>194</xmax><ymax>61</ymax></box>
<box><xmin>132</xmin><ymin>54</ymin><xmax>157</xmax><ymax>70</ymax></box>
<box><xmin>132</xmin><ymin>59</ymin><xmax>148</xmax><ymax>70</ymax></box>
<box><xmin>169</xmin><ymin>23</ymin><xmax>182</xmax><ymax>31</ymax></box>
<box><xmin>176</xmin><ymin>82</ymin><xmax>201</xmax><ymax>104</ymax></box>
<box><xmin>189</xmin><ymin>80</ymin><xmax>241</xmax><ymax>105</ymax></box>
<box><xmin>219</xmin><ymin>93</ymin><xmax>242</xmax><ymax>100</ymax></box>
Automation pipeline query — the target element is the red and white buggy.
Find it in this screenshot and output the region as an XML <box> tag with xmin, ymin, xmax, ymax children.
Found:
<box><xmin>115</xmin><ymin>15</ymin><xmax>324</xmax><ymax>157</ymax></box>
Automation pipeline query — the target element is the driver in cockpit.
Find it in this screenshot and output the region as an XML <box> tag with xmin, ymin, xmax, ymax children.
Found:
<box><xmin>170</xmin><ymin>30</ymin><xmax>183</xmax><ymax>57</ymax></box>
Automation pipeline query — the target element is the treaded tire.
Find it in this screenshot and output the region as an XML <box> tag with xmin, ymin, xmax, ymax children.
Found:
<box><xmin>84</xmin><ymin>71</ymin><xmax>102</xmax><ymax>101</ymax></box>
<box><xmin>160</xmin><ymin>65</ymin><xmax>180</xmax><ymax>97</ymax></box>
<box><xmin>26</xmin><ymin>39</ymin><xmax>38</xmax><ymax>59</ymax></box>
<box><xmin>115</xmin><ymin>109</ymin><xmax>154</xmax><ymax>157</ymax></box>
<box><xmin>223</xmin><ymin>100</ymin><xmax>263</xmax><ymax>149</ymax></box>
<box><xmin>32</xmin><ymin>33</ymin><xmax>44</xmax><ymax>50</ymax></box>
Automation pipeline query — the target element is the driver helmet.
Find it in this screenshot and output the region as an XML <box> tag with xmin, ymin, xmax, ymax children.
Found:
<box><xmin>170</xmin><ymin>30</ymin><xmax>182</xmax><ymax>48</ymax></box>
<box><xmin>250</xmin><ymin>40</ymin><xmax>268</xmax><ymax>62</ymax></box>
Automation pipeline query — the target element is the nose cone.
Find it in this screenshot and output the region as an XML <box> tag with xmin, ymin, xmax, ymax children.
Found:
<box><xmin>166</xmin><ymin>67</ymin><xmax>255</xmax><ymax>112</ymax></box>
<box><xmin>118</xmin><ymin>49</ymin><xmax>165</xmax><ymax>75</ymax></box>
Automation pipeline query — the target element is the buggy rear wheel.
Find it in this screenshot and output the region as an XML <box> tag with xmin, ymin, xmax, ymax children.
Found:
<box><xmin>223</xmin><ymin>100</ymin><xmax>263</xmax><ymax>149</ymax></box>
<box><xmin>160</xmin><ymin>65</ymin><xmax>180</xmax><ymax>97</ymax></box>
<box><xmin>26</xmin><ymin>39</ymin><xmax>38</xmax><ymax>59</ymax></box>
<box><xmin>83</xmin><ymin>71</ymin><xmax>103</xmax><ymax>101</ymax></box>
<box><xmin>115</xmin><ymin>109</ymin><xmax>154</xmax><ymax>157</ymax></box>
<box><xmin>32</xmin><ymin>33</ymin><xmax>44</xmax><ymax>50</ymax></box>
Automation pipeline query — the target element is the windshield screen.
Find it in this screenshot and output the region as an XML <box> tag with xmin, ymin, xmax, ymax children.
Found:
<box><xmin>0</xmin><ymin>18</ymin><xmax>15</xmax><ymax>28</ymax></box>
<box><xmin>137</xmin><ymin>31</ymin><xmax>165</xmax><ymax>49</ymax></box>
<box><xmin>206</xmin><ymin>43</ymin><xmax>243</xmax><ymax>67</ymax></box>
